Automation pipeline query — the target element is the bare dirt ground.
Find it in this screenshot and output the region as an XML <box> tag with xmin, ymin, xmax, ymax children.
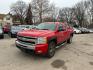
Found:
<box><xmin>0</xmin><ymin>34</ymin><xmax>93</xmax><ymax>70</ymax></box>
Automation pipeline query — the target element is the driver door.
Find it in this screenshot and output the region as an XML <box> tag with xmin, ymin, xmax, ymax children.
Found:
<box><xmin>57</xmin><ymin>24</ymin><xmax>65</xmax><ymax>44</ymax></box>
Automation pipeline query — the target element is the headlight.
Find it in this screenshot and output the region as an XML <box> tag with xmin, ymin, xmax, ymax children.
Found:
<box><xmin>37</xmin><ymin>37</ymin><xmax>47</xmax><ymax>44</ymax></box>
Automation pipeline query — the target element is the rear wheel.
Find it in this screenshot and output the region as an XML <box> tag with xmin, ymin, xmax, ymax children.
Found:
<box><xmin>67</xmin><ymin>36</ymin><xmax>73</xmax><ymax>44</ymax></box>
<box><xmin>47</xmin><ymin>41</ymin><xmax>56</xmax><ymax>58</ymax></box>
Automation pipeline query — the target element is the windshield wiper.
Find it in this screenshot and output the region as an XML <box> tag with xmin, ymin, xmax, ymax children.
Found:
<box><xmin>34</xmin><ymin>28</ymin><xmax>49</xmax><ymax>30</ymax></box>
<box><xmin>33</xmin><ymin>28</ymin><xmax>40</xmax><ymax>30</ymax></box>
<box><xmin>41</xmin><ymin>29</ymin><xmax>49</xmax><ymax>30</ymax></box>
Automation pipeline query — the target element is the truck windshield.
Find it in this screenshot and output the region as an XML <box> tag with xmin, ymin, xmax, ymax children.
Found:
<box><xmin>36</xmin><ymin>23</ymin><xmax>56</xmax><ymax>31</ymax></box>
<box><xmin>11</xmin><ymin>26</ymin><xmax>20</xmax><ymax>30</ymax></box>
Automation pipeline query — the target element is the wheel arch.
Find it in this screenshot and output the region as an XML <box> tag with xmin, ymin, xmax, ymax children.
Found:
<box><xmin>47</xmin><ymin>36</ymin><xmax>57</xmax><ymax>45</ymax></box>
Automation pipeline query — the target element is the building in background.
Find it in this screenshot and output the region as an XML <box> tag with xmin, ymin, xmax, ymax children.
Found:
<box><xmin>0</xmin><ymin>13</ymin><xmax>13</xmax><ymax>26</ymax></box>
<box><xmin>0</xmin><ymin>14</ymin><xmax>6</xmax><ymax>26</ymax></box>
<box><xmin>0</xmin><ymin>13</ymin><xmax>22</xmax><ymax>26</ymax></box>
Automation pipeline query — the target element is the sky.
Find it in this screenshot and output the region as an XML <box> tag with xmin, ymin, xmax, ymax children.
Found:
<box><xmin>0</xmin><ymin>0</ymin><xmax>87</xmax><ymax>14</ymax></box>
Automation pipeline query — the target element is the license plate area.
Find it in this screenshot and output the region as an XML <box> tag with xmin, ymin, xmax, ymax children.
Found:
<box><xmin>20</xmin><ymin>44</ymin><xmax>27</xmax><ymax>48</ymax></box>
<box><xmin>16</xmin><ymin>41</ymin><xmax>35</xmax><ymax>50</ymax></box>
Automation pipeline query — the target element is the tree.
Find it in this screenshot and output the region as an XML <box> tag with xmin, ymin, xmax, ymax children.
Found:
<box><xmin>49</xmin><ymin>4</ymin><xmax>59</xmax><ymax>22</ymax></box>
<box><xmin>59</xmin><ymin>8</ymin><xmax>73</xmax><ymax>23</ymax></box>
<box><xmin>73</xmin><ymin>1</ymin><xmax>86</xmax><ymax>27</ymax></box>
<box><xmin>25</xmin><ymin>4</ymin><xmax>33</xmax><ymax>25</ymax></box>
<box><xmin>10</xmin><ymin>0</ymin><xmax>27</xmax><ymax>24</ymax></box>
<box><xmin>90</xmin><ymin>0</ymin><xmax>93</xmax><ymax>24</ymax></box>
<box><xmin>31</xmin><ymin>0</ymin><xmax>51</xmax><ymax>23</ymax></box>
<box><xmin>42</xmin><ymin>3</ymin><xmax>59</xmax><ymax>22</ymax></box>
<box><xmin>58</xmin><ymin>0</ymin><xmax>93</xmax><ymax>28</ymax></box>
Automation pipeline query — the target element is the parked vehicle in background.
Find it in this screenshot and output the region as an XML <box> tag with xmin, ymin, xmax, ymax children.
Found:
<box><xmin>0</xmin><ymin>26</ymin><xmax>4</xmax><ymax>39</ymax></box>
<box><xmin>15</xmin><ymin>22</ymin><xmax>74</xmax><ymax>58</ymax></box>
<box><xmin>3</xmin><ymin>25</ymin><xmax>10</xmax><ymax>33</ymax></box>
<box><xmin>79</xmin><ymin>27</ymin><xmax>90</xmax><ymax>33</ymax></box>
<box><xmin>88</xmin><ymin>29</ymin><xmax>93</xmax><ymax>33</ymax></box>
<box><xmin>10</xmin><ymin>25</ymin><xmax>35</xmax><ymax>38</ymax></box>
<box><xmin>9</xmin><ymin>26</ymin><xmax>21</xmax><ymax>38</ymax></box>
<box><xmin>19</xmin><ymin>25</ymin><xmax>35</xmax><ymax>30</ymax></box>
<box><xmin>73</xmin><ymin>28</ymin><xmax>81</xmax><ymax>34</ymax></box>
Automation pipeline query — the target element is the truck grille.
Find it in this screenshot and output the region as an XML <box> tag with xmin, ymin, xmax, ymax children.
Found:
<box><xmin>17</xmin><ymin>36</ymin><xmax>37</xmax><ymax>45</ymax></box>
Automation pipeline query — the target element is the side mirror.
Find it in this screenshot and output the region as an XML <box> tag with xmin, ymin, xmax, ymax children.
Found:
<box><xmin>58</xmin><ymin>28</ymin><xmax>65</xmax><ymax>32</ymax></box>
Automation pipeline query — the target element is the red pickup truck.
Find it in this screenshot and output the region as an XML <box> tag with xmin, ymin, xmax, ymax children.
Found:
<box><xmin>15</xmin><ymin>22</ymin><xmax>74</xmax><ymax>58</ymax></box>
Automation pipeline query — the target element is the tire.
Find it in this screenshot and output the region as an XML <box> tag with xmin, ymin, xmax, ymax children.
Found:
<box><xmin>74</xmin><ymin>31</ymin><xmax>76</xmax><ymax>34</ymax></box>
<box><xmin>2</xmin><ymin>35</ymin><xmax>4</xmax><ymax>39</ymax></box>
<box><xmin>0</xmin><ymin>34</ymin><xmax>4</xmax><ymax>39</ymax></box>
<box><xmin>67</xmin><ymin>36</ymin><xmax>73</xmax><ymax>44</ymax></box>
<box><xmin>10</xmin><ymin>33</ymin><xmax>14</xmax><ymax>38</ymax></box>
<box><xmin>47</xmin><ymin>41</ymin><xmax>56</xmax><ymax>58</ymax></box>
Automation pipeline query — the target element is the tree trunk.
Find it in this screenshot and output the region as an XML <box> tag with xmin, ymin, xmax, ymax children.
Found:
<box><xmin>39</xmin><ymin>12</ymin><xmax>42</xmax><ymax>23</ymax></box>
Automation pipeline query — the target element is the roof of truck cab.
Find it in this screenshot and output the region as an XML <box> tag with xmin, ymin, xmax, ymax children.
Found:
<box><xmin>45</xmin><ymin>22</ymin><xmax>65</xmax><ymax>24</ymax></box>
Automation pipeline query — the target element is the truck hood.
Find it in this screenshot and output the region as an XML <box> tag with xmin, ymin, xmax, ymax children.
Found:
<box><xmin>17</xmin><ymin>29</ymin><xmax>55</xmax><ymax>37</ymax></box>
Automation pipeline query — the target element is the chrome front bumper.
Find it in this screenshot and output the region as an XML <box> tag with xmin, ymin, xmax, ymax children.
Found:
<box><xmin>15</xmin><ymin>41</ymin><xmax>35</xmax><ymax>50</ymax></box>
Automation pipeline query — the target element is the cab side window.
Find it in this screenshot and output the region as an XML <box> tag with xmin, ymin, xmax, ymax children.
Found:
<box><xmin>58</xmin><ymin>24</ymin><xmax>63</xmax><ymax>31</ymax></box>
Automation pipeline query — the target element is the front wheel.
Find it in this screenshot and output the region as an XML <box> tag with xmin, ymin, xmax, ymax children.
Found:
<box><xmin>10</xmin><ymin>33</ymin><xmax>15</xmax><ymax>38</ymax></box>
<box><xmin>47</xmin><ymin>41</ymin><xmax>56</xmax><ymax>58</ymax></box>
<box><xmin>0</xmin><ymin>35</ymin><xmax>4</xmax><ymax>39</ymax></box>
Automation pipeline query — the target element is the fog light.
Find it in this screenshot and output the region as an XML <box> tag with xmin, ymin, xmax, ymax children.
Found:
<box><xmin>37</xmin><ymin>51</ymin><xmax>42</xmax><ymax>53</ymax></box>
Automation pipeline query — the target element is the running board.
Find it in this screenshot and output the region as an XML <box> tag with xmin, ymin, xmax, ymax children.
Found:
<box><xmin>56</xmin><ymin>41</ymin><xmax>67</xmax><ymax>49</ymax></box>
